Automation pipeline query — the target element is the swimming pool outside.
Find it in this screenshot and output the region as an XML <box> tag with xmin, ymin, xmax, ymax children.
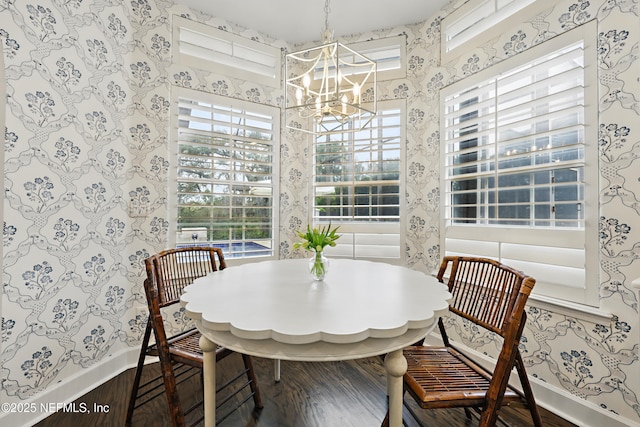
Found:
<box><xmin>177</xmin><ymin>241</ymin><xmax>272</xmax><ymax>258</ymax></box>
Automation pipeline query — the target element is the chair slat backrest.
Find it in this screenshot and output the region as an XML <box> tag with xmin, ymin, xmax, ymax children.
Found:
<box><xmin>145</xmin><ymin>246</ymin><xmax>227</xmax><ymax>308</ymax></box>
<box><xmin>436</xmin><ymin>256</ymin><xmax>534</xmax><ymax>337</ymax></box>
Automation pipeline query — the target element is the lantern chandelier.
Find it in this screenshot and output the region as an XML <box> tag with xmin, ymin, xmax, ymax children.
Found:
<box><xmin>285</xmin><ymin>0</ymin><xmax>377</xmax><ymax>134</ymax></box>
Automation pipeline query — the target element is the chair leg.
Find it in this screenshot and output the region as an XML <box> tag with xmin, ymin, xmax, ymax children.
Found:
<box><xmin>274</xmin><ymin>359</ymin><xmax>281</xmax><ymax>382</ymax></box>
<box><xmin>125</xmin><ymin>321</ymin><xmax>153</xmax><ymax>426</ymax></box>
<box><xmin>515</xmin><ymin>352</ymin><xmax>543</xmax><ymax>427</ymax></box>
<box><xmin>464</xmin><ymin>407</ymin><xmax>473</xmax><ymax>419</ymax></box>
<box><xmin>242</xmin><ymin>354</ymin><xmax>263</xmax><ymax>409</ymax></box>
<box><xmin>381</xmin><ymin>410</ymin><xmax>389</xmax><ymax>427</ymax></box>
<box><xmin>154</xmin><ymin>341</ymin><xmax>187</xmax><ymax>427</ymax></box>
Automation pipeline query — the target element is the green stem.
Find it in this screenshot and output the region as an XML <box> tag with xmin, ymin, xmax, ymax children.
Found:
<box><xmin>311</xmin><ymin>251</ymin><xmax>326</xmax><ymax>279</ymax></box>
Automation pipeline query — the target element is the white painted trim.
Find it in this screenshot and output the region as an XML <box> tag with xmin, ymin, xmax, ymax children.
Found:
<box><xmin>3</xmin><ymin>336</ymin><xmax>638</xmax><ymax>427</ymax></box>
<box><xmin>0</xmin><ymin>348</ymin><xmax>139</xmax><ymax>426</ymax></box>
<box><xmin>423</xmin><ymin>333</ymin><xmax>640</xmax><ymax>427</ymax></box>
<box><xmin>528</xmin><ymin>293</ymin><xmax>613</xmax><ymax>323</ymax></box>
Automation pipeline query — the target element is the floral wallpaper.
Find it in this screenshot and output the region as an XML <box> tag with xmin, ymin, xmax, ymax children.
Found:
<box><xmin>0</xmin><ymin>0</ymin><xmax>287</xmax><ymax>422</ymax></box>
<box><xmin>420</xmin><ymin>0</ymin><xmax>640</xmax><ymax>423</ymax></box>
<box><xmin>0</xmin><ymin>0</ymin><xmax>639</xmax><ymax>426</ymax></box>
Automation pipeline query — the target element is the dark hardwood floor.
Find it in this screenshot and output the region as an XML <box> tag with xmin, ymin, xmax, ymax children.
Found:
<box><xmin>35</xmin><ymin>354</ymin><xmax>576</xmax><ymax>427</ymax></box>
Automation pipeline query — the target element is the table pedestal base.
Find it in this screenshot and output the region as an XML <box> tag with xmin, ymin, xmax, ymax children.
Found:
<box><xmin>200</xmin><ymin>335</ymin><xmax>409</xmax><ymax>427</ymax></box>
<box><xmin>384</xmin><ymin>349</ymin><xmax>408</xmax><ymax>427</ymax></box>
<box><xmin>200</xmin><ymin>335</ymin><xmax>217</xmax><ymax>427</ymax></box>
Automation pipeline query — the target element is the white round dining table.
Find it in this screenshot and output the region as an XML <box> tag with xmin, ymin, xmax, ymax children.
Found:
<box><xmin>180</xmin><ymin>258</ymin><xmax>451</xmax><ymax>427</ymax></box>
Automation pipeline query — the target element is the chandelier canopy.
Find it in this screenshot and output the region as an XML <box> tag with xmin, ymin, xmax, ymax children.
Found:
<box><xmin>285</xmin><ymin>0</ymin><xmax>377</xmax><ymax>134</ymax></box>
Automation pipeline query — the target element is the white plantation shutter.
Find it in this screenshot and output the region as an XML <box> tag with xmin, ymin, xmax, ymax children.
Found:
<box><xmin>444</xmin><ymin>41</ymin><xmax>585</xmax><ymax>227</ymax></box>
<box><xmin>443</xmin><ymin>0</ymin><xmax>536</xmax><ymax>59</ymax></box>
<box><xmin>173</xmin><ymin>16</ymin><xmax>280</xmax><ymax>87</ymax></box>
<box><xmin>172</xmin><ymin>88</ymin><xmax>279</xmax><ymax>259</ymax></box>
<box><xmin>441</xmin><ymin>22</ymin><xmax>598</xmax><ymax>306</ymax></box>
<box><xmin>347</xmin><ymin>35</ymin><xmax>406</xmax><ymax>80</ymax></box>
<box><xmin>313</xmin><ymin>101</ymin><xmax>404</xmax><ymax>262</ymax></box>
<box><xmin>444</xmin><ymin>228</ymin><xmax>590</xmax><ymax>303</ymax></box>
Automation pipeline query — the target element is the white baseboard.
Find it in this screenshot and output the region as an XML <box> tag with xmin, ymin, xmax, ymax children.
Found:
<box><xmin>0</xmin><ymin>348</ymin><xmax>139</xmax><ymax>427</ymax></box>
<box><xmin>422</xmin><ymin>334</ymin><xmax>639</xmax><ymax>427</ymax></box>
<box><xmin>3</xmin><ymin>338</ymin><xmax>638</xmax><ymax>427</ymax></box>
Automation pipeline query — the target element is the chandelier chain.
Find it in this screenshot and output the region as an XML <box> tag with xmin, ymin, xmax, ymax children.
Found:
<box><xmin>324</xmin><ymin>0</ymin><xmax>330</xmax><ymax>35</ymax></box>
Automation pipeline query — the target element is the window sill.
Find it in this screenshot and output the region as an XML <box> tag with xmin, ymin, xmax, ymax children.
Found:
<box><xmin>431</xmin><ymin>270</ymin><xmax>612</xmax><ymax>324</ymax></box>
<box><xmin>528</xmin><ymin>293</ymin><xmax>613</xmax><ymax>324</ymax></box>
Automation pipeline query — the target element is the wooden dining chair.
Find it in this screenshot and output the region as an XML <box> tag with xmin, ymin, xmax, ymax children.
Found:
<box><xmin>125</xmin><ymin>246</ymin><xmax>263</xmax><ymax>427</ymax></box>
<box><xmin>382</xmin><ymin>256</ymin><xmax>542</xmax><ymax>427</ymax></box>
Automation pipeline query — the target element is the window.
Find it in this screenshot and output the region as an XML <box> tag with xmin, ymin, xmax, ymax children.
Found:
<box><xmin>442</xmin><ymin>0</ymin><xmax>538</xmax><ymax>60</ymax></box>
<box><xmin>172</xmin><ymin>16</ymin><xmax>281</xmax><ymax>87</ymax></box>
<box><xmin>348</xmin><ymin>35</ymin><xmax>406</xmax><ymax>81</ymax></box>
<box><xmin>441</xmin><ymin>22</ymin><xmax>598</xmax><ymax>305</ymax></box>
<box><xmin>312</xmin><ymin>101</ymin><xmax>404</xmax><ymax>261</ymax></box>
<box><xmin>170</xmin><ymin>88</ymin><xmax>279</xmax><ymax>259</ymax></box>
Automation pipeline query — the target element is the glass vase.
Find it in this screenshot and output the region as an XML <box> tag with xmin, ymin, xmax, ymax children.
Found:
<box><xmin>309</xmin><ymin>251</ymin><xmax>329</xmax><ymax>281</ymax></box>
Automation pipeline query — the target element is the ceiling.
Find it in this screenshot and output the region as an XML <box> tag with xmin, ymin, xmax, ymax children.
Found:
<box><xmin>173</xmin><ymin>0</ymin><xmax>450</xmax><ymax>44</ymax></box>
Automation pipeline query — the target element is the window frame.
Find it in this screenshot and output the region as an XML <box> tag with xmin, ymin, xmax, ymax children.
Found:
<box><xmin>169</xmin><ymin>86</ymin><xmax>280</xmax><ymax>262</ymax></box>
<box><xmin>442</xmin><ymin>0</ymin><xmax>547</xmax><ymax>62</ymax></box>
<box><xmin>440</xmin><ymin>21</ymin><xmax>599</xmax><ymax>306</ymax></box>
<box><xmin>347</xmin><ymin>34</ymin><xmax>407</xmax><ymax>81</ymax></box>
<box><xmin>172</xmin><ymin>15</ymin><xmax>281</xmax><ymax>87</ymax></box>
<box><xmin>309</xmin><ymin>99</ymin><xmax>406</xmax><ymax>263</ymax></box>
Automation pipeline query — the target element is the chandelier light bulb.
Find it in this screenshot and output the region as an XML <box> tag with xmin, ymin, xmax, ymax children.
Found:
<box><xmin>296</xmin><ymin>88</ymin><xmax>303</xmax><ymax>105</ymax></box>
